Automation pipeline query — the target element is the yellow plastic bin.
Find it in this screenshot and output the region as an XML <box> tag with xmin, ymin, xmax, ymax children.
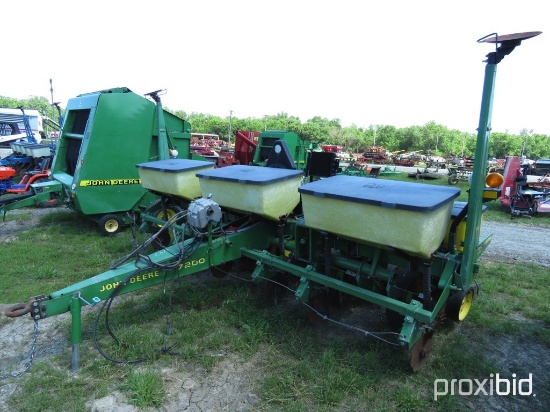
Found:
<box><xmin>197</xmin><ymin>165</ymin><xmax>304</xmax><ymax>220</ymax></box>
<box><xmin>136</xmin><ymin>159</ymin><xmax>215</xmax><ymax>200</ymax></box>
<box><xmin>299</xmin><ymin>175</ymin><xmax>460</xmax><ymax>258</ymax></box>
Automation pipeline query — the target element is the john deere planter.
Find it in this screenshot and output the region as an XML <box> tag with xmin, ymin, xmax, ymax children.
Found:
<box><xmin>5</xmin><ymin>32</ymin><xmax>540</xmax><ymax>372</ymax></box>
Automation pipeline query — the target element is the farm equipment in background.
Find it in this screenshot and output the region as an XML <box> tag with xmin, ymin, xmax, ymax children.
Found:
<box><xmin>231</xmin><ymin>130</ymin><xmax>259</xmax><ymax>166</ymax></box>
<box><xmin>424</xmin><ymin>155</ymin><xmax>448</xmax><ymax>169</ymax></box>
<box><xmin>363</xmin><ymin>146</ymin><xmax>391</xmax><ymax>164</ymax></box>
<box><xmin>0</xmin><ymin>88</ymin><xmax>195</xmax><ymax>234</ymax></box>
<box><xmin>528</xmin><ymin>158</ymin><xmax>550</xmax><ymax>177</ymax></box>
<box><xmin>0</xmin><ymin>158</ymin><xmax>51</xmax><ymax>196</ymax></box>
<box><xmin>391</xmin><ymin>155</ymin><xmax>416</xmax><ymax>167</ymax></box>
<box><xmin>499</xmin><ymin>155</ymin><xmax>550</xmax><ymax>218</ymax></box>
<box><xmin>0</xmin><ymin>106</ymin><xmax>43</xmax><ymax>147</ymax></box>
<box><xmin>0</xmin><ymin>91</ymin><xmax>315</xmax><ymax>235</ymax></box>
<box><xmin>447</xmin><ymin>157</ymin><xmax>475</xmax><ymax>184</ymax></box>
<box><xmin>0</xmin><ymin>106</ymin><xmax>48</xmax><ymax>173</ymax></box>
<box><xmin>391</xmin><ymin>151</ymin><xmax>423</xmax><ymax>167</ymax></box>
<box><xmin>4</xmin><ymin>31</ymin><xmax>540</xmax><ymax>374</ymax></box>
<box><xmin>408</xmin><ymin>167</ymin><xmax>443</xmax><ymax>181</ymax></box>
<box><xmin>0</xmin><ymin>135</ymin><xmax>54</xmax><ymax>195</ymax></box>
<box><xmin>447</xmin><ymin>157</ymin><xmax>504</xmax><ymax>185</ymax></box>
<box><xmin>252</xmin><ymin>130</ymin><xmax>311</xmax><ymax>169</ymax></box>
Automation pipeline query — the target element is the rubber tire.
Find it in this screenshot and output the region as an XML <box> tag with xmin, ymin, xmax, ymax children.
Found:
<box><xmin>445</xmin><ymin>288</ymin><xmax>475</xmax><ymax>322</ymax></box>
<box><xmin>98</xmin><ymin>214</ymin><xmax>122</xmax><ymax>236</ymax></box>
<box><xmin>145</xmin><ymin>199</ymin><xmax>184</xmax><ymax>227</ymax></box>
<box><xmin>154</xmin><ymin>205</ymin><xmax>183</xmax><ymax>223</ymax></box>
<box><xmin>147</xmin><ymin>202</ymin><xmax>183</xmax><ymax>249</ymax></box>
<box><xmin>448</xmin><ymin>175</ymin><xmax>459</xmax><ymax>185</ymax></box>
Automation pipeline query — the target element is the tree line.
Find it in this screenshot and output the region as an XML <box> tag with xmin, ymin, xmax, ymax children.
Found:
<box><xmin>2</xmin><ymin>95</ymin><xmax>549</xmax><ymax>160</ymax></box>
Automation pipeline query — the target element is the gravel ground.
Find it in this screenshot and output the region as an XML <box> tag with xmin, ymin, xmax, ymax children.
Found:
<box><xmin>0</xmin><ymin>206</ymin><xmax>548</xmax><ymax>411</ymax></box>
<box><xmin>480</xmin><ymin>220</ymin><xmax>550</xmax><ymax>268</ymax></box>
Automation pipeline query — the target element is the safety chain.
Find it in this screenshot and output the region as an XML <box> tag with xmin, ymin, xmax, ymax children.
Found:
<box><xmin>0</xmin><ymin>320</ymin><xmax>39</xmax><ymax>380</ymax></box>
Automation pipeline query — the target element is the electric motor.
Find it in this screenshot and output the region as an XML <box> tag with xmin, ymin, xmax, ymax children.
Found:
<box><xmin>187</xmin><ymin>198</ymin><xmax>222</xmax><ymax>229</ymax></box>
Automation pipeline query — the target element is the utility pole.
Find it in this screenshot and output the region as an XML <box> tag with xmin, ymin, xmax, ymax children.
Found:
<box><xmin>263</xmin><ymin>115</ymin><xmax>268</xmax><ymax>131</ymax></box>
<box><xmin>229</xmin><ymin>110</ymin><xmax>233</xmax><ymax>146</ymax></box>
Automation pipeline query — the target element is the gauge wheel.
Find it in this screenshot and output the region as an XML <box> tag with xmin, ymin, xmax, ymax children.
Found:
<box><xmin>146</xmin><ymin>201</ymin><xmax>183</xmax><ymax>249</ymax></box>
<box><xmin>98</xmin><ymin>214</ymin><xmax>122</xmax><ymax>236</ymax></box>
<box><xmin>445</xmin><ymin>288</ymin><xmax>475</xmax><ymax>322</ymax></box>
<box><xmin>154</xmin><ymin>205</ymin><xmax>182</xmax><ymax>224</ymax></box>
<box><xmin>146</xmin><ymin>199</ymin><xmax>183</xmax><ymax>227</ymax></box>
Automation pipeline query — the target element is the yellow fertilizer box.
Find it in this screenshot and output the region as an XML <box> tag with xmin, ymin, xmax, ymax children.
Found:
<box><xmin>298</xmin><ymin>175</ymin><xmax>460</xmax><ymax>258</ymax></box>
<box><xmin>196</xmin><ymin>165</ymin><xmax>303</xmax><ymax>220</ymax></box>
<box><xmin>136</xmin><ymin>159</ymin><xmax>215</xmax><ymax>200</ymax></box>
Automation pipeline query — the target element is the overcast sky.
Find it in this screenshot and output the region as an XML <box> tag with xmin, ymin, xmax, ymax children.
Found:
<box><xmin>3</xmin><ymin>1</ymin><xmax>548</xmax><ymax>135</ymax></box>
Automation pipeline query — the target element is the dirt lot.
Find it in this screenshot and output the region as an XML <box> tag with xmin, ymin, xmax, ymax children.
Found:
<box><xmin>0</xmin><ymin>207</ymin><xmax>549</xmax><ymax>411</ymax></box>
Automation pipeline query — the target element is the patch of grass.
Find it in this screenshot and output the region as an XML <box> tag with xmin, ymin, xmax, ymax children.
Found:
<box><xmin>0</xmin><ymin>211</ymin><xmax>149</xmax><ymax>304</ymax></box>
<box><xmin>7</xmin><ymin>359</ymin><xmax>107</xmax><ymax>412</ymax></box>
<box><xmin>467</xmin><ymin>261</ymin><xmax>550</xmax><ymax>343</ymax></box>
<box><xmin>6</xmin><ymin>266</ymin><xmax>548</xmax><ymax>411</ymax></box>
<box><xmin>1</xmin><ymin>211</ymin><xmax>32</xmax><ymax>223</ymax></box>
<box><xmin>119</xmin><ymin>368</ymin><xmax>166</xmax><ymax>408</ymax></box>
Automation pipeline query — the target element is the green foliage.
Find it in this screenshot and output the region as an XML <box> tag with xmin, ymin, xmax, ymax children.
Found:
<box><xmin>182</xmin><ymin>112</ymin><xmax>550</xmax><ymax>159</ymax></box>
<box><xmin>0</xmin><ymin>95</ymin><xmax>59</xmax><ymax>120</ymax></box>
<box><xmin>3</xmin><ymin>93</ymin><xmax>549</xmax><ymax>158</ymax></box>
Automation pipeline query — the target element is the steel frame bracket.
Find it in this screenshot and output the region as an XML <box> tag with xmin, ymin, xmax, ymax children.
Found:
<box><xmin>294</xmin><ymin>277</ymin><xmax>311</xmax><ymax>302</ymax></box>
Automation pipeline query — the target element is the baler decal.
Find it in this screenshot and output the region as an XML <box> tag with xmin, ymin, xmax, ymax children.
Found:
<box><xmin>79</xmin><ymin>179</ymin><xmax>142</xmax><ymax>187</ymax></box>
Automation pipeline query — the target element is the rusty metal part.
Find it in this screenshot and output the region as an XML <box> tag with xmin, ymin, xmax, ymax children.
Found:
<box><xmin>410</xmin><ymin>332</ymin><xmax>434</xmax><ymax>372</ymax></box>
<box><xmin>5</xmin><ymin>302</ymin><xmax>31</xmax><ymax>318</ymax></box>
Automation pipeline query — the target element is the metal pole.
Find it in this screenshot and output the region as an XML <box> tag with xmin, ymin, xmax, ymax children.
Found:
<box><xmin>70</xmin><ymin>294</ymin><xmax>82</xmax><ymax>372</ymax></box>
<box><xmin>460</xmin><ymin>31</ymin><xmax>541</xmax><ymax>288</ymax></box>
<box><xmin>229</xmin><ymin>110</ymin><xmax>233</xmax><ymax>146</ymax></box>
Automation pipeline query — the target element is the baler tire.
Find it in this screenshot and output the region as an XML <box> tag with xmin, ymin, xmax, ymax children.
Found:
<box><xmin>98</xmin><ymin>214</ymin><xmax>122</xmax><ymax>236</ymax></box>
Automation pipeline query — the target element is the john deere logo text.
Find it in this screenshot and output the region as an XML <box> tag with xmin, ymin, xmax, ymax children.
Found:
<box><xmin>80</xmin><ymin>179</ymin><xmax>142</xmax><ymax>186</ymax></box>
